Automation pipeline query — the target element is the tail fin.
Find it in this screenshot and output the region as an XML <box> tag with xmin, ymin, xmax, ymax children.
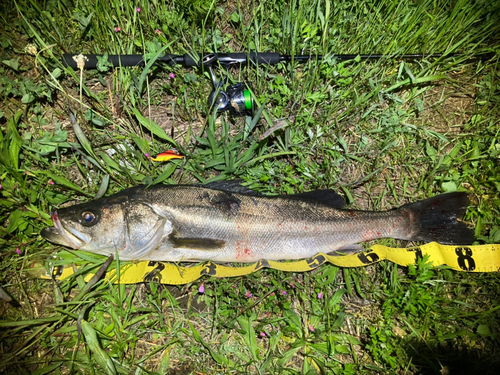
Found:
<box><xmin>403</xmin><ymin>192</ymin><xmax>475</xmax><ymax>245</ymax></box>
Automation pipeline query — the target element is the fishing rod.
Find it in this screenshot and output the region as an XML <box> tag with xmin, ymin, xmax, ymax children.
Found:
<box><xmin>63</xmin><ymin>51</ymin><xmax>495</xmax><ymax>117</ymax></box>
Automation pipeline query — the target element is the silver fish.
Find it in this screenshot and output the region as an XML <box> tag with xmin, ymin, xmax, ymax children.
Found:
<box><xmin>41</xmin><ymin>182</ymin><xmax>474</xmax><ymax>262</ymax></box>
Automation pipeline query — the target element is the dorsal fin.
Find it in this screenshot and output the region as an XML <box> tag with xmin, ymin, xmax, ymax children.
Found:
<box><xmin>286</xmin><ymin>190</ymin><xmax>346</xmax><ymax>208</ymax></box>
<box><xmin>201</xmin><ymin>180</ymin><xmax>261</xmax><ymax>196</ymax></box>
<box><xmin>202</xmin><ymin>180</ymin><xmax>345</xmax><ymax>208</ymax></box>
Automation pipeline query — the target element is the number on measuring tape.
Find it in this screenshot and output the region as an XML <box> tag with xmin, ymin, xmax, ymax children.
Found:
<box><xmin>357</xmin><ymin>250</ymin><xmax>380</xmax><ymax>264</ymax></box>
<box><xmin>455</xmin><ymin>247</ymin><xmax>476</xmax><ymax>271</ymax></box>
<box><xmin>306</xmin><ymin>254</ymin><xmax>326</xmax><ymax>269</ymax></box>
<box><xmin>51</xmin><ymin>265</ymin><xmax>64</xmax><ymax>279</ymax></box>
<box><xmin>407</xmin><ymin>247</ymin><xmax>423</xmax><ymax>262</ymax></box>
<box><xmin>201</xmin><ymin>263</ymin><xmax>217</xmax><ymax>276</ymax></box>
<box><xmin>254</xmin><ymin>259</ymin><xmax>271</xmax><ymax>271</ymax></box>
<box><xmin>143</xmin><ymin>261</ymin><xmax>166</xmax><ymax>282</ymax></box>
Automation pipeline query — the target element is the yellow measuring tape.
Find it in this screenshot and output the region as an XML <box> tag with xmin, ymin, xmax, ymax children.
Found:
<box><xmin>44</xmin><ymin>242</ymin><xmax>500</xmax><ymax>285</ymax></box>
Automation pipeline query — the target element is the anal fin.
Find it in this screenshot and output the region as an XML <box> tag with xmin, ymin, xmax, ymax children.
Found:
<box><xmin>327</xmin><ymin>244</ymin><xmax>364</xmax><ymax>256</ymax></box>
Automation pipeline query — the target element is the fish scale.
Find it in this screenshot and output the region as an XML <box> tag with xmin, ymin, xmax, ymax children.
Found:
<box><xmin>41</xmin><ymin>183</ymin><xmax>475</xmax><ymax>262</ymax></box>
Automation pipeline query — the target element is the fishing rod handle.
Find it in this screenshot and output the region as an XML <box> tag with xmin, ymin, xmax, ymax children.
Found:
<box><xmin>62</xmin><ymin>53</ymin><xmax>183</xmax><ymax>69</ymax></box>
<box><xmin>63</xmin><ymin>52</ymin><xmax>282</xmax><ymax>69</ymax></box>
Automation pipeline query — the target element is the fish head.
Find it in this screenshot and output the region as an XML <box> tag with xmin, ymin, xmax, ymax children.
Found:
<box><xmin>42</xmin><ymin>194</ymin><xmax>172</xmax><ymax>259</ymax></box>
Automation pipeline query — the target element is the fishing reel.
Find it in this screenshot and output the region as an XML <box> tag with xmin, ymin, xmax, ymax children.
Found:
<box><xmin>203</xmin><ymin>53</ymin><xmax>255</xmax><ymax>117</ymax></box>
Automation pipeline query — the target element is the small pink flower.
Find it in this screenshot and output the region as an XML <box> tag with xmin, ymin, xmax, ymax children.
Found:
<box><xmin>308</xmin><ymin>324</ymin><xmax>315</xmax><ymax>332</ymax></box>
<box><xmin>48</xmin><ymin>180</ymin><xmax>54</xmax><ymax>185</ymax></box>
<box><xmin>145</xmin><ymin>153</ymin><xmax>150</xmax><ymax>158</ymax></box>
<box><xmin>198</xmin><ymin>283</ymin><xmax>205</xmax><ymax>293</ymax></box>
<box><xmin>290</xmin><ymin>283</ymin><xmax>296</xmax><ymax>289</ymax></box>
<box><xmin>260</xmin><ymin>332</ymin><xmax>266</xmax><ymax>337</ymax></box>
<box><xmin>244</xmin><ymin>291</ymin><xmax>252</xmax><ymax>298</ymax></box>
<box><xmin>281</xmin><ymin>290</ymin><xmax>287</xmax><ymax>295</ymax></box>
<box><xmin>136</xmin><ymin>7</ymin><xmax>141</xmax><ymax>12</ymax></box>
<box><xmin>317</xmin><ymin>292</ymin><xmax>323</xmax><ymax>299</ymax></box>
<box><xmin>16</xmin><ymin>247</ymin><xmax>22</xmax><ymax>255</ymax></box>
<box><xmin>155</xmin><ymin>29</ymin><xmax>161</xmax><ymax>34</ymax></box>
<box><xmin>114</xmin><ymin>27</ymin><xmax>120</xmax><ymax>32</ymax></box>
<box><xmin>169</xmin><ymin>73</ymin><xmax>175</xmax><ymax>79</ymax></box>
<box><xmin>0</xmin><ymin>184</ymin><xmax>2</xmax><ymax>189</ymax></box>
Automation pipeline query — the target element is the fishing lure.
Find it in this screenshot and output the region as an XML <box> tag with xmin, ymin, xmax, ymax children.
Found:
<box><xmin>149</xmin><ymin>150</ymin><xmax>183</xmax><ymax>162</ymax></box>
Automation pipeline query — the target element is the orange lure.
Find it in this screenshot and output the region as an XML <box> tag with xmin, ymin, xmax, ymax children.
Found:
<box><xmin>150</xmin><ymin>150</ymin><xmax>183</xmax><ymax>162</ymax></box>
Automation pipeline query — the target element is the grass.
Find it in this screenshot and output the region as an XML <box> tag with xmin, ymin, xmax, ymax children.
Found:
<box><xmin>1</xmin><ymin>0</ymin><xmax>500</xmax><ymax>373</ymax></box>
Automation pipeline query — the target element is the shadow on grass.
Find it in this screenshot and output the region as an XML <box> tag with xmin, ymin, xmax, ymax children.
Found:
<box><xmin>401</xmin><ymin>337</ymin><xmax>500</xmax><ymax>375</ymax></box>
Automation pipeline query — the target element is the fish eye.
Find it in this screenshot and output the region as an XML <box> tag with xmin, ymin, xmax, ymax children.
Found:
<box><xmin>81</xmin><ymin>211</ymin><xmax>98</xmax><ymax>226</ymax></box>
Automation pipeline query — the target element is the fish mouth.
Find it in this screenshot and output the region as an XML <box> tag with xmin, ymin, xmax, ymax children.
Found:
<box><xmin>41</xmin><ymin>212</ymin><xmax>89</xmax><ymax>249</ymax></box>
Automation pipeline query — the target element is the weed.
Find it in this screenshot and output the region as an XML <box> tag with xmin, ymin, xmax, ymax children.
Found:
<box><xmin>1</xmin><ymin>0</ymin><xmax>500</xmax><ymax>374</ymax></box>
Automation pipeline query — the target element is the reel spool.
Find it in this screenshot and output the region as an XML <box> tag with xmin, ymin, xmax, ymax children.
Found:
<box><xmin>204</xmin><ymin>53</ymin><xmax>255</xmax><ymax>117</ymax></box>
<box><xmin>208</xmin><ymin>82</ymin><xmax>254</xmax><ymax>117</ymax></box>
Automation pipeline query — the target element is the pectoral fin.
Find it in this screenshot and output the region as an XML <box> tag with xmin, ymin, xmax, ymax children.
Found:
<box><xmin>170</xmin><ymin>237</ymin><xmax>226</xmax><ymax>250</ymax></box>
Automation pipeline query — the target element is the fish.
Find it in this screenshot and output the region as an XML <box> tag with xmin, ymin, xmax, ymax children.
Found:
<box><xmin>41</xmin><ymin>181</ymin><xmax>475</xmax><ymax>262</ymax></box>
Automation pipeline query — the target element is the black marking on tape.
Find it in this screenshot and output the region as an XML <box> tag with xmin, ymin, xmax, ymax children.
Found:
<box><xmin>357</xmin><ymin>250</ymin><xmax>380</xmax><ymax>264</ymax></box>
<box><xmin>144</xmin><ymin>261</ymin><xmax>165</xmax><ymax>282</ymax></box>
<box><xmin>306</xmin><ymin>254</ymin><xmax>326</xmax><ymax>269</ymax></box>
<box><xmin>201</xmin><ymin>263</ymin><xmax>217</xmax><ymax>276</ymax></box>
<box><xmin>254</xmin><ymin>259</ymin><xmax>271</xmax><ymax>270</ymax></box>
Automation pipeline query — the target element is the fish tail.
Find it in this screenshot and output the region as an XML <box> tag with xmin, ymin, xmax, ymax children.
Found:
<box><xmin>403</xmin><ymin>192</ymin><xmax>475</xmax><ymax>245</ymax></box>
